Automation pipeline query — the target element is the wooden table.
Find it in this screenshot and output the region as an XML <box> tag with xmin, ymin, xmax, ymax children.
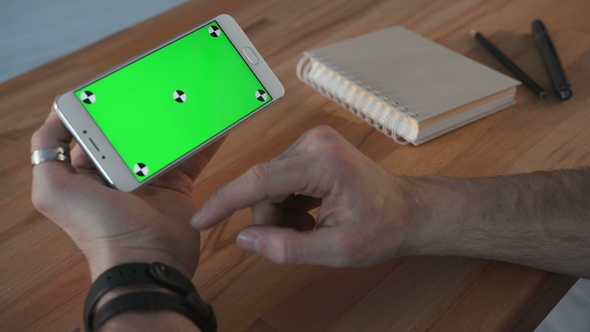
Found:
<box><xmin>1</xmin><ymin>0</ymin><xmax>589</xmax><ymax>330</ymax></box>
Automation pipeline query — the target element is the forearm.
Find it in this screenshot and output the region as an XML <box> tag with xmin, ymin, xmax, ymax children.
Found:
<box><xmin>406</xmin><ymin>168</ymin><xmax>590</xmax><ymax>278</ymax></box>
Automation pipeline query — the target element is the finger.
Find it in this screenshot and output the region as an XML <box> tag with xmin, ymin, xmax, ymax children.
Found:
<box><xmin>288</xmin><ymin>194</ymin><xmax>322</xmax><ymax>212</ymax></box>
<box><xmin>177</xmin><ymin>136</ymin><xmax>226</xmax><ymax>181</ymax></box>
<box><xmin>236</xmin><ymin>225</ymin><xmax>351</xmax><ymax>267</ymax></box>
<box><xmin>250</xmin><ymin>193</ymin><xmax>294</xmax><ymax>225</ymax></box>
<box><xmin>250</xmin><ymin>200</ymin><xmax>283</xmax><ymax>226</ymax></box>
<box><xmin>68</xmin><ymin>144</ymin><xmax>107</xmax><ymax>183</ymax></box>
<box><xmin>31</xmin><ymin>110</ymin><xmax>76</xmax><ymax>179</ymax></box>
<box><xmin>249</xmin><ymin>194</ymin><xmax>319</xmax><ymax>228</ymax></box>
<box><xmin>70</xmin><ymin>144</ymin><xmax>100</xmax><ymax>174</ymax></box>
<box><xmin>270</xmin><ymin>130</ymin><xmax>310</xmax><ymax>162</ymax></box>
<box><xmin>280</xmin><ymin>209</ymin><xmax>316</xmax><ymax>231</ymax></box>
<box><xmin>191</xmin><ymin>154</ymin><xmax>329</xmax><ymax>230</ymax></box>
<box><xmin>250</xmin><ymin>194</ymin><xmax>320</xmax><ymax>225</ymax></box>
<box><xmin>31</xmin><ymin>110</ymin><xmax>79</xmax><ymax>217</ymax></box>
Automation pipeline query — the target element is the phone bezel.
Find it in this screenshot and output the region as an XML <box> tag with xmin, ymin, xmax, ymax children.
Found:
<box><xmin>54</xmin><ymin>14</ymin><xmax>284</xmax><ymax>192</ymax></box>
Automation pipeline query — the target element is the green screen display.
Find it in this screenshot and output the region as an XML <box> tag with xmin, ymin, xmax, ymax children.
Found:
<box><xmin>75</xmin><ymin>22</ymin><xmax>271</xmax><ymax>182</ymax></box>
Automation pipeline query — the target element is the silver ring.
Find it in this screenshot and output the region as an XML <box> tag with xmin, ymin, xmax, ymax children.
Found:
<box><xmin>31</xmin><ymin>147</ymin><xmax>71</xmax><ymax>166</ymax></box>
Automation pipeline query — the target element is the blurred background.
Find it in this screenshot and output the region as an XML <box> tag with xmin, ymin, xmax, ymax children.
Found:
<box><xmin>0</xmin><ymin>0</ymin><xmax>186</xmax><ymax>83</ymax></box>
<box><xmin>0</xmin><ymin>1</ymin><xmax>588</xmax><ymax>331</ymax></box>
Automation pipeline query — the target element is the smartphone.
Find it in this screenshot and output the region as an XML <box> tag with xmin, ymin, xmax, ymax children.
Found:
<box><xmin>54</xmin><ymin>14</ymin><xmax>284</xmax><ymax>192</ymax></box>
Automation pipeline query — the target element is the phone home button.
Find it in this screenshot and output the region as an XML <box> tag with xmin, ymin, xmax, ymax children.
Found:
<box><xmin>242</xmin><ymin>47</ymin><xmax>259</xmax><ymax>65</ymax></box>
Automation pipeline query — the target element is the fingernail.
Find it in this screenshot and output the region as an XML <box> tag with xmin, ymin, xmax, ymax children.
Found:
<box><xmin>237</xmin><ymin>230</ymin><xmax>260</xmax><ymax>254</ymax></box>
<box><xmin>189</xmin><ymin>211</ymin><xmax>203</xmax><ymax>229</ymax></box>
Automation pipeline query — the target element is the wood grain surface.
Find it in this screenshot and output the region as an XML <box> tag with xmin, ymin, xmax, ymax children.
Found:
<box><xmin>1</xmin><ymin>0</ymin><xmax>589</xmax><ymax>331</ymax></box>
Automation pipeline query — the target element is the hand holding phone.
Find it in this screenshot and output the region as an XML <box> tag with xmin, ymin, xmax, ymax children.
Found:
<box><xmin>31</xmin><ymin>107</ymin><xmax>225</xmax><ymax>282</ymax></box>
<box><xmin>55</xmin><ymin>14</ymin><xmax>284</xmax><ymax>192</ymax></box>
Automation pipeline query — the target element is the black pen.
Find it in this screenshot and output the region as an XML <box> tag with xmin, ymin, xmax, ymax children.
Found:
<box><xmin>532</xmin><ymin>19</ymin><xmax>572</xmax><ymax>100</ymax></box>
<box><xmin>471</xmin><ymin>29</ymin><xmax>546</xmax><ymax>99</ymax></box>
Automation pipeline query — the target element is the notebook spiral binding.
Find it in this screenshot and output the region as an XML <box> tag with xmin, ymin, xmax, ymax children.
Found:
<box><xmin>296</xmin><ymin>53</ymin><xmax>417</xmax><ymax>145</ymax></box>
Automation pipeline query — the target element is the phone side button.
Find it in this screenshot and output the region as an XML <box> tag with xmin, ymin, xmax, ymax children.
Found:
<box><xmin>242</xmin><ymin>47</ymin><xmax>259</xmax><ymax>65</ymax></box>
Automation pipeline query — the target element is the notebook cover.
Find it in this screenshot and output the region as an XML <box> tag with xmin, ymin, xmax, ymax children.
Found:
<box><xmin>307</xmin><ymin>26</ymin><xmax>520</xmax><ymax>123</ymax></box>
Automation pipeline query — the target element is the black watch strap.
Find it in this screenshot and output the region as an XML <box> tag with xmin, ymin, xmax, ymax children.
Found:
<box><xmin>94</xmin><ymin>291</ymin><xmax>217</xmax><ymax>332</ymax></box>
<box><xmin>84</xmin><ymin>262</ymin><xmax>215</xmax><ymax>332</ymax></box>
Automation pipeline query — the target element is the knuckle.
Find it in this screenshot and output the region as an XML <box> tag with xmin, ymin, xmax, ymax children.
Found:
<box><xmin>311</xmin><ymin>142</ymin><xmax>354</xmax><ymax>174</ymax></box>
<box><xmin>320</xmin><ymin>143</ymin><xmax>349</xmax><ymax>162</ymax></box>
<box><xmin>305</xmin><ymin>125</ymin><xmax>340</xmax><ymax>144</ymax></box>
<box><xmin>246</xmin><ymin>163</ymin><xmax>270</xmax><ymax>186</ymax></box>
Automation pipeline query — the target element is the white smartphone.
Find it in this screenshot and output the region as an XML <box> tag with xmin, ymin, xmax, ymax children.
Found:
<box><xmin>54</xmin><ymin>14</ymin><xmax>284</xmax><ymax>192</ymax></box>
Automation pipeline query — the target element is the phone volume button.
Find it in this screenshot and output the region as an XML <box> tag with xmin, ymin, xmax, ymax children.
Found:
<box><xmin>242</xmin><ymin>47</ymin><xmax>259</xmax><ymax>65</ymax></box>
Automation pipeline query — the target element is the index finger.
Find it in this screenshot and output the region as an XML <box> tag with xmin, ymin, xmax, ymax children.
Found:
<box><xmin>190</xmin><ymin>154</ymin><xmax>327</xmax><ymax>230</ymax></box>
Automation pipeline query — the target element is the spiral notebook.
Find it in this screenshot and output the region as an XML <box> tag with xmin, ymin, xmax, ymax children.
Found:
<box><xmin>296</xmin><ymin>26</ymin><xmax>521</xmax><ymax>145</ymax></box>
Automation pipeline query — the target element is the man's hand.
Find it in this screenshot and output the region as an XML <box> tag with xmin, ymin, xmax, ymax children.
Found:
<box><xmin>191</xmin><ymin>125</ymin><xmax>424</xmax><ymax>267</ymax></box>
<box><xmin>191</xmin><ymin>125</ymin><xmax>590</xmax><ymax>278</ymax></box>
<box><xmin>31</xmin><ymin>109</ymin><xmax>224</xmax><ymax>280</ymax></box>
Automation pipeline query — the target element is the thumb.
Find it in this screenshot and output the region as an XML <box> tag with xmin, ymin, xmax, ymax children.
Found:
<box><xmin>236</xmin><ymin>225</ymin><xmax>351</xmax><ymax>267</ymax></box>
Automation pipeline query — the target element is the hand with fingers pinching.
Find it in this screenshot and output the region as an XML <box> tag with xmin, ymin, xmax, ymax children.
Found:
<box><xmin>191</xmin><ymin>125</ymin><xmax>425</xmax><ymax>268</ymax></box>
<box><xmin>31</xmin><ymin>109</ymin><xmax>222</xmax><ymax>331</ymax></box>
<box><xmin>191</xmin><ymin>124</ymin><xmax>590</xmax><ymax>280</ymax></box>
